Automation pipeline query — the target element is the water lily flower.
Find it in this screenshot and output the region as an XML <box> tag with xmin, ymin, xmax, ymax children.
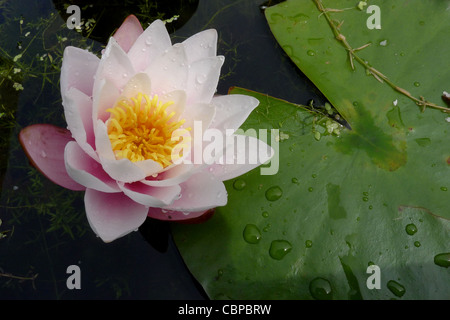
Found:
<box><xmin>19</xmin><ymin>15</ymin><xmax>273</xmax><ymax>242</ymax></box>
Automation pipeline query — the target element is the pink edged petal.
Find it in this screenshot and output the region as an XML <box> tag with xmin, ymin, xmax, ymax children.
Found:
<box><xmin>64</xmin><ymin>141</ymin><xmax>120</xmax><ymax>193</ymax></box>
<box><xmin>182</xmin><ymin>29</ymin><xmax>218</xmax><ymax>62</ymax></box>
<box><xmin>62</xmin><ymin>87</ymin><xmax>97</xmax><ymax>160</ymax></box>
<box><xmin>121</xmin><ymin>72</ymin><xmax>152</xmax><ymax>98</ymax></box>
<box><xmin>185</xmin><ymin>56</ymin><xmax>224</xmax><ymax>105</ymax></box>
<box><xmin>84</xmin><ymin>188</ymin><xmax>148</xmax><ymax>242</ymax></box>
<box><xmin>145</xmin><ymin>43</ymin><xmax>189</xmax><ymax>95</ymax></box>
<box><xmin>209</xmin><ymin>94</ymin><xmax>259</xmax><ymax>133</ymax></box>
<box><xmin>127</xmin><ymin>19</ymin><xmax>172</xmax><ymax>72</ymax></box>
<box><xmin>162</xmin><ymin>170</ymin><xmax>227</xmax><ymax>212</ymax></box>
<box><xmin>118</xmin><ymin>181</ymin><xmax>180</xmax><ymax>207</ymax></box>
<box><xmin>93</xmin><ymin>37</ymin><xmax>135</xmax><ymax>96</ymax></box>
<box><xmin>92</xmin><ymin>78</ymin><xmax>121</xmax><ymax>123</ymax></box>
<box><xmin>60</xmin><ymin>46</ymin><xmax>99</xmax><ymax>96</ymax></box>
<box><xmin>208</xmin><ymin>134</ymin><xmax>275</xmax><ymax>181</ymax></box>
<box><xmin>19</xmin><ymin>124</ymin><xmax>85</xmax><ymax>191</ymax></box>
<box><xmin>112</xmin><ymin>15</ymin><xmax>143</xmax><ymax>53</ymax></box>
<box><xmin>147</xmin><ymin>207</ymin><xmax>213</xmax><ymax>222</ymax></box>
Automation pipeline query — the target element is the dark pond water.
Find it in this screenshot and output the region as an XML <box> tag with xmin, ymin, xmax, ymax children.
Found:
<box><xmin>0</xmin><ymin>0</ymin><xmax>325</xmax><ymax>299</ymax></box>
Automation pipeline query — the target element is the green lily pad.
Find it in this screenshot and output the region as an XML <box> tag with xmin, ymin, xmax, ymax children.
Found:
<box><xmin>172</xmin><ymin>0</ymin><xmax>450</xmax><ymax>300</ymax></box>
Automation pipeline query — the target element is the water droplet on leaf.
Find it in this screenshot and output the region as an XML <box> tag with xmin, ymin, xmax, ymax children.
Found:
<box><xmin>405</xmin><ymin>223</ymin><xmax>417</xmax><ymax>235</ymax></box>
<box><xmin>269</xmin><ymin>240</ymin><xmax>292</xmax><ymax>260</ymax></box>
<box><xmin>233</xmin><ymin>179</ymin><xmax>246</xmax><ymax>190</ymax></box>
<box><xmin>387</xmin><ymin>280</ymin><xmax>405</xmax><ymax>297</ymax></box>
<box><xmin>434</xmin><ymin>253</ymin><xmax>450</xmax><ymax>268</ymax></box>
<box><xmin>243</xmin><ymin>224</ymin><xmax>261</xmax><ymax>244</ymax></box>
<box><xmin>265</xmin><ymin>186</ymin><xmax>283</xmax><ymax>201</ymax></box>
<box><xmin>309</xmin><ymin>277</ymin><xmax>333</xmax><ymax>300</ymax></box>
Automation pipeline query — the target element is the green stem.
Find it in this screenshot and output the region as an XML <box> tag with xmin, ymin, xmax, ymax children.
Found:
<box><xmin>313</xmin><ymin>0</ymin><xmax>450</xmax><ymax>113</ymax></box>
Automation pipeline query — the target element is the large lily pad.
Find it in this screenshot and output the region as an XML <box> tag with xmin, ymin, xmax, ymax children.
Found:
<box><xmin>172</xmin><ymin>0</ymin><xmax>450</xmax><ymax>299</ymax></box>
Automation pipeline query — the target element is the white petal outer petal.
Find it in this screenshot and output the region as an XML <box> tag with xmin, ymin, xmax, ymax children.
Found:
<box><xmin>127</xmin><ymin>19</ymin><xmax>172</xmax><ymax>72</ymax></box>
<box><xmin>145</xmin><ymin>43</ymin><xmax>189</xmax><ymax>95</ymax></box>
<box><xmin>163</xmin><ymin>170</ymin><xmax>227</xmax><ymax>212</ymax></box>
<box><xmin>92</xmin><ymin>78</ymin><xmax>121</xmax><ymax>124</ymax></box>
<box><xmin>62</xmin><ymin>87</ymin><xmax>98</xmax><ymax>160</ymax></box>
<box><xmin>60</xmin><ymin>46</ymin><xmax>99</xmax><ymax>96</ymax></box>
<box><xmin>94</xmin><ymin>119</ymin><xmax>115</xmax><ymax>159</ymax></box>
<box><xmin>84</xmin><ymin>188</ymin><xmax>148</xmax><ymax>242</ymax></box>
<box><xmin>185</xmin><ymin>56</ymin><xmax>224</xmax><ymax>105</ymax></box>
<box><xmin>141</xmin><ymin>163</ymin><xmax>198</xmax><ymax>187</ymax></box>
<box><xmin>133</xmin><ymin>159</ymin><xmax>165</xmax><ymax>178</ymax></box>
<box><xmin>64</xmin><ymin>141</ymin><xmax>120</xmax><ymax>193</ymax></box>
<box><xmin>93</xmin><ymin>37</ymin><xmax>135</xmax><ymax>97</ymax></box>
<box><xmin>208</xmin><ymin>135</ymin><xmax>275</xmax><ymax>181</ymax></box>
<box><xmin>121</xmin><ymin>72</ymin><xmax>152</xmax><ymax>98</ymax></box>
<box><xmin>182</xmin><ymin>29</ymin><xmax>218</xmax><ymax>62</ymax></box>
<box><xmin>181</xmin><ymin>102</ymin><xmax>216</xmax><ymax>132</ymax></box>
<box><xmin>209</xmin><ymin>94</ymin><xmax>260</xmax><ymax>133</ymax></box>
<box><xmin>147</xmin><ymin>207</ymin><xmax>211</xmax><ymax>222</ymax></box>
<box><xmin>118</xmin><ymin>181</ymin><xmax>181</xmax><ymax>207</ymax></box>
<box><xmin>159</xmin><ymin>90</ymin><xmax>186</xmax><ymax>121</ymax></box>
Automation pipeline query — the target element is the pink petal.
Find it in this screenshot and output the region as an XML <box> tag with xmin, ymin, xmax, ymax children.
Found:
<box><xmin>162</xmin><ymin>170</ymin><xmax>227</xmax><ymax>212</ymax></box>
<box><xmin>62</xmin><ymin>87</ymin><xmax>97</xmax><ymax>160</ymax></box>
<box><xmin>19</xmin><ymin>124</ymin><xmax>85</xmax><ymax>191</ymax></box>
<box><xmin>209</xmin><ymin>94</ymin><xmax>259</xmax><ymax>133</ymax></box>
<box><xmin>127</xmin><ymin>19</ymin><xmax>172</xmax><ymax>72</ymax></box>
<box><xmin>64</xmin><ymin>141</ymin><xmax>120</xmax><ymax>193</ymax></box>
<box><xmin>93</xmin><ymin>37</ymin><xmax>135</xmax><ymax>95</ymax></box>
<box><xmin>147</xmin><ymin>207</ymin><xmax>214</xmax><ymax>222</ymax></box>
<box><xmin>60</xmin><ymin>46</ymin><xmax>100</xmax><ymax>96</ymax></box>
<box><xmin>84</xmin><ymin>188</ymin><xmax>148</xmax><ymax>242</ymax></box>
<box><xmin>182</xmin><ymin>29</ymin><xmax>218</xmax><ymax>62</ymax></box>
<box><xmin>185</xmin><ymin>56</ymin><xmax>224</xmax><ymax>105</ymax></box>
<box><xmin>118</xmin><ymin>181</ymin><xmax>181</xmax><ymax>207</ymax></box>
<box><xmin>112</xmin><ymin>15</ymin><xmax>143</xmax><ymax>53</ymax></box>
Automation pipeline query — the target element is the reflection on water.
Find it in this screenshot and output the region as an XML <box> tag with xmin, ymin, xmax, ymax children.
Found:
<box><xmin>0</xmin><ymin>0</ymin><xmax>324</xmax><ymax>299</ymax></box>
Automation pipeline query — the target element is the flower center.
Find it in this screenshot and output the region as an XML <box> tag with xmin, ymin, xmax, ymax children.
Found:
<box><xmin>106</xmin><ymin>92</ymin><xmax>186</xmax><ymax>167</ymax></box>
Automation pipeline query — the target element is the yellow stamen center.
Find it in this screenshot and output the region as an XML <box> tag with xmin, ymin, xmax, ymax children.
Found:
<box><xmin>106</xmin><ymin>92</ymin><xmax>186</xmax><ymax>167</ymax></box>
